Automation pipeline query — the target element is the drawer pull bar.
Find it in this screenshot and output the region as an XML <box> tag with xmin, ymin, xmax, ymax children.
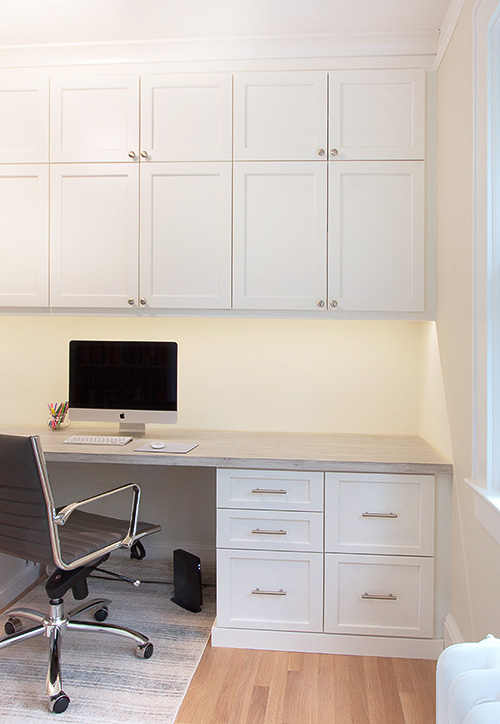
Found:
<box><xmin>251</xmin><ymin>488</ymin><xmax>287</xmax><ymax>494</ymax></box>
<box><xmin>251</xmin><ymin>588</ymin><xmax>287</xmax><ymax>596</ymax></box>
<box><xmin>361</xmin><ymin>592</ymin><xmax>398</xmax><ymax>601</ymax></box>
<box><xmin>362</xmin><ymin>512</ymin><xmax>398</xmax><ymax>519</ymax></box>
<box><xmin>251</xmin><ymin>528</ymin><xmax>287</xmax><ymax>535</ymax></box>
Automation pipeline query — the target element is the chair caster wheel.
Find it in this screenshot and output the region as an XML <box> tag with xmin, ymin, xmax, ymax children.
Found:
<box><xmin>4</xmin><ymin>616</ymin><xmax>22</xmax><ymax>635</ymax></box>
<box><xmin>136</xmin><ymin>642</ymin><xmax>154</xmax><ymax>659</ymax></box>
<box><xmin>49</xmin><ymin>691</ymin><xmax>70</xmax><ymax>714</ymax></box>
<box><xmin>94</xmin><ymin>606</ymin><xmax>109</xmax><ymax>622</ymax></box>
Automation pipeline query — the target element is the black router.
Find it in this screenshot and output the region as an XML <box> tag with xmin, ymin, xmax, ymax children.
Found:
<box><xmin>171</xmin><ymin>548</ymin><xmax>203</xmax><ymax>613</ymax></box>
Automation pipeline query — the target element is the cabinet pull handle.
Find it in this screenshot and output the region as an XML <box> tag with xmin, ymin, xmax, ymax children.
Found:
<box><xmin>251</xmin><ymin>588</ymin><xmax>287</xmax><ymax>596</ymax></box>
<box><xmin>251</xmin><ymin>528</ymin><xmax>287</xmax><ymax>535</ymax></box>
<box><xmin>361</xmin><ymin>592</ymin><xmax>398</xmax><ymax>601</ymax></box>
<box><xmin>251</xmin><ymin>488</ymin><xmax>287</xmax><ymax>494</ymax></box>
<box><xmin>140</xmin><ymin>150</ymin><xmax>150</xmax><ymax>159</ymax></box>
<box><xmin>362</xmin><ymin>512</ymin><xmax>398</xmax><ymax>518</ymax></box>
<box><xmin>128</xmin><ymin>150</ymin><xmax>137</xmax><ymax>159</ymax></box>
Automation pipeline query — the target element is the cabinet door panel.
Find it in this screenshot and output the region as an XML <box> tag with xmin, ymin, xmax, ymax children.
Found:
<box><xmin>233</xmin><ymin>162</ymin><xmax>327</xmax><ymax>310</ymax></box>
<box><xmin>140</xmin><ymin>163</ymin><xmax>231</xmax><ymax>309</ymax></box>
<box><xmin>324</xmin><ymin>554</ymin><xmax>434</xmax><ymax>638</ymax></box>
<box><xmin>141</xmin><ymin>74</ymin><xmax>232</xmax><ymax>161</ymax></box>
<box><xmin>325</xmin><ymin>472</ymin><xmax>435</xmax><ymax>556</ymax></box>
<box><xmin>329</xmin><ymin>70</ymin><xmax>425</xmax><ymax>160</ymax></box>
<box><xmin>217</xmin><ymin>549</ymin><xmax>323</xmax><ymax>632</ymax></box>
<box><xmin>0</xmin><ymin>78</ymin><xmax>49</xmax><ymax>162</ymax></box>
<box><xmin>50</xmin><ymin>164</ymin><xmax>139</xmax><ymax>307</ymax></box>
<box><xmin>234</xmin><ymin>72</ymin><xmax>327</xmax><ymax>160</ymax></box>
<box><xmin>328</xmin><ymin>161</ymin><xmax>425</xmax><ymax>312</ymax></box>
<box><xmin>0</xmin><ymin>166</ymin><xmax>48</xmax><ymax>306</ymax></box>
<box><xmin>50</xmin><ymin>76</ymin><xmax>139</xmax><ymax>162</ymax></box>
<box><xmin>217</xmin><ymin>469</ymin><xmax>324</xmax><ymax>512</ymax></box>
<box><xmin>217</xmin><ymin>509</ymin><xmax>324</xmax><ymax>552</ymax></box>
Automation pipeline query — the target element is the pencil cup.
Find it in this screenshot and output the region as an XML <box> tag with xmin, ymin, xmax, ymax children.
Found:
<box><xmin>46</xmin><ymin>402</ymin><xmax>70</xmax><ymax>431</ymax></box>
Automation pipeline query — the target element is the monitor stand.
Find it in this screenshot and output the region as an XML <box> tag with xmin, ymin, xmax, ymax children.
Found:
<box><xmin>119</xmin><ymin>422</ymin><xmax>146</xmax><ymax>438</ymax></box>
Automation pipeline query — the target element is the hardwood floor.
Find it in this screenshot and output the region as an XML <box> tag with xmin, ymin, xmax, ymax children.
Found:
<box><xmin>175</xmin><ymin>641</ymin><xmax>437</xmax><ymax>724</ymax></box>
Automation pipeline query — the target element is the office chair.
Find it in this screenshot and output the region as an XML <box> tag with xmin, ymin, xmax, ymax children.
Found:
<box><xmin>0</xmin><ymin>433</ymin><xmax>161</xmax><ymax>714</ymax></box>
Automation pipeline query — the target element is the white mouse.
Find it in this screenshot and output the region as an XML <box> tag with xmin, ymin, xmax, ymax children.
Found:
<box><xmin>150</xmin><ymin>441</ymin><xmax>166</xmax><ymax>449</ymax></box>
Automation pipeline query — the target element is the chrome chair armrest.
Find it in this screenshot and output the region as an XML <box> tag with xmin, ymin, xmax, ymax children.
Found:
<box><xmin>53</xmin><ymin>483</ymin><xmax>141</xmax><ymax>543</ymax></box>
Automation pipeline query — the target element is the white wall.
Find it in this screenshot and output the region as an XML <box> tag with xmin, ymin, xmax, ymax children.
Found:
<box><xmin>431</xmin><ymin>0</ymin><xmax>500</xmax><ymax>641</ymax></box>
<box><xmin>0</xmin><ymin>315</ymin><xmax>424</xmax><ymax>435</ymax></box>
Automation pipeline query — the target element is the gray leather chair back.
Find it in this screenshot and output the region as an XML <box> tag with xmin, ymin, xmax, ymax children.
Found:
<box><xmin>0</xmin><ymin>434</ymin><xmax>54</xmax><ymax>565</ymax></box>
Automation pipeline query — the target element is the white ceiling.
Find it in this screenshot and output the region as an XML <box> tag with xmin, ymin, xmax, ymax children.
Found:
<box><xmin>0</xmin><ymin>0</ymin><xmax>453</xmax><ymax>47</ymax></box>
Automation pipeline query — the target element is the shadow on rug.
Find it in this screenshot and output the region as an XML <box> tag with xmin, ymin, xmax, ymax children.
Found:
<box><xmin>0</xmin><ymin>559</ymin><xmax>215</xmax><ymax>723</ymax></box>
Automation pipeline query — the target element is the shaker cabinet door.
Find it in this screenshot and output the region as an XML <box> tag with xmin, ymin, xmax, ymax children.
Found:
<box><xmin>50</xmin><ymin>164</ymin><xmax>139</xmax><ymax>308</ymax></box>
<box><xmin>50</xmin><ymin>76</ymin><xmax>139</xmax><ymax>162</ymax></box>
<box><xmin>328</xmin><ymin>161</ymin><xmax>425</xmax><ymax>312</ymax></box>
<box><xmin>0</xmin><ymin>165</ymin><xmax>49</xmax><ymax>306</ymax></box>
<box><xmin>140</xmin><ymin>162</ymin><xmax>232</xmax><ymax>309</ymax></box>
<box><xmin>233</xmin><ymin>162</ymin><xmax>327</xmax><ymax>310</ymax></box>
<box><xmin>141</xmin><ymin>74</ymin><xmax>232</xmax><ymax>161</ymax></box>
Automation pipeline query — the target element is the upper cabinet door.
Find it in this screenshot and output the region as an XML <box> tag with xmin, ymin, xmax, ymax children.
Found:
<box><xmin>50</xmin><ymin>76</ymin><xmax>139</xmax><ymax>162</ymax></box>
<box><xmin>233</xmin><ymin>162</ymin><xmax>327</xmax><ymax>310</ymax></box>
<box><xmin>328</xmin><ymin>161</ymin><xmax>425</xmax><ymax>312</ymax></box>
<box><xmin>233</xmin><ymin>72</ymin><xmax>327</xmax><ymax>160</ymax></box>
<box><xmin>0</xmin><ymin>165</ymin><xmax>49</xmax><ymax>306</ymax></box>
<box><xmin>0</xmin><ymin>78</ymin><xmax>49</xmax><ymax>162</ymax></box>
<box><xmin>50</xmin><ymin>164</ymin><xmax>139</xmax><ymax>308</ymax></box>
<box><xmin>140</xmin><ymin>74</ymin><xmax>232</xmax><ymax>161</ymax></box>
<box><xmin>140</xmin><ymin>162</ymin><xmax>232</xmax><ymax>309</ymax></box>
<box><xmin>328</xmin><ymin>70</ymin><xmax>425</xmax><ymax>160</ymax></box>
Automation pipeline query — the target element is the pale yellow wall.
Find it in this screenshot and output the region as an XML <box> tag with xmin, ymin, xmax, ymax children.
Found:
<box><xmin>435</xmin><ymin>0</ymin><xmax>500</xmax><ymax>640</ymax></box>
<box><xmin>0</xmin><ymin>315</ymin><xmax>423</xmax><ymax>434</ymax></box>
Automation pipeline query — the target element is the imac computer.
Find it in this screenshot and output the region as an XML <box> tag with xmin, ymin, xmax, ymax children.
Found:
<box><xmin>68</xmin><ymin>340</ymin><xmax>178</xmax><ymax>437</ymax></box>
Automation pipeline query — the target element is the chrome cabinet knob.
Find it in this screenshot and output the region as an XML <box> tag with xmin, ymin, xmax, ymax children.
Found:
<box><xmin>139</xmin><ymin>298</ymin><xmax>147</xmax><ymax>306</ymax></box>
<box><xmin>128</xmin><ymin>151</ymin><xmax>137</xmax><ymax>159</ymax></box>
<box><xmin>330</xmin><ymin>299</ymin><xmax>338</xmax><ymax>308</ymax></box>
<box><xmin>330</xmin><ymin>148</ymin><xmax>339</xmax><ymax>157</ymax></box>
<box><xmin>127</xmin><ymin>298</ymin><xmax>135</xmax><ymax>306</ymax></box>
<box><xmin>317</xmin><ymin>300</ymin><xmax>325</xmax><ymax>308</ymax></box>
<box><xmin>317</xmin><ymin>148</ymin><xmax>325</xmax><ymax>157</ymax></box>
<box><xmin>140</xmin><ymin>150</ymin><xmax>149</xmax><ymax>159</ymax></box>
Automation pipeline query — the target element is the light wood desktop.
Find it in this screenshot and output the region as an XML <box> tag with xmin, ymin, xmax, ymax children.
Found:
<box><xmin>1</xmin><ymin>424</ymin><xmax>452</xmax><ymax>660</ymax></box>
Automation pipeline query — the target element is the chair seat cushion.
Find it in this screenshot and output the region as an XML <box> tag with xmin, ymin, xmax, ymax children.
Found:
<box><xmin>58</xmin><ymin>509</ymin><xmax>161</xmax><ymax>565</ymax></box>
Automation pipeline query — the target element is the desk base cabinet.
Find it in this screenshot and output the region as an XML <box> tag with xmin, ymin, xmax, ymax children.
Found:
<box><xmin>214</xmin><ymin>468</ymin><xmax>447</xmax><ymax>659</ymax></box>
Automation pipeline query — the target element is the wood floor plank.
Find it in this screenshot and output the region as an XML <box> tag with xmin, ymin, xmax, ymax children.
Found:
<box><xmin>174</xmin><ymin>643</ymin><xmax>437</xmax><ymax>724</ymax></box>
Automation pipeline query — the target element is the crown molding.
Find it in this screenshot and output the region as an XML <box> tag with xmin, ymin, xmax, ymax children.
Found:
<box><xmin>0</xmin><ymin>31</ymin><xmax>439</xmax><ymax>70</ymax></box>
<box><xmin>434</xmin><ymin>0</ymin><xmax>468</xmax><ymax>69</ymax></box>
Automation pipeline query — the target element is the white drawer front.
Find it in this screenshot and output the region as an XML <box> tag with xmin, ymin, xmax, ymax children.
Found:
<box><xmin>324</xmin><ymin>553</ymin><xmax>434</xmax><ymax>638</ymax></box>
<box><xmin>217</xmin><ymin>549</ymin><xmax>323</xmax><ymax>632</ymax></box>
<box><xmin>217</xmin><ymin>509</ymin><xmax>323</xmax><ymax>551</ymax></box>
<box><xmin>325</xmin><ymin>473</ymin><xmax>434</xmax><ymax>555</ymax></box>
<box><xmin>217</xmin><ymin>469</ymin><xmax>324</xmax><ymax>511</ymax></box>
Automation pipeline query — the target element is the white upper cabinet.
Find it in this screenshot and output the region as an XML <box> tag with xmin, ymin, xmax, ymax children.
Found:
<box><xmin>233</xmin><ymin>162</ymin><xmax>327</xmax><ymax>310</ymax></box>
<box><xmin>0</xmin><ymin>78</ymin><xmax>49</xmax><ymax>162</ymax></box>
<box><xmin>233</xmin><ymin>72</ymin><xmax>327</xmax><ymax>161</ymax></box>
<box><xmin>50</xmin><ymin>73</ymin><xmax>232</xmax><ymax>163</ymax></box>
<box><xmin>50</xmin><ymin>164</ymin><xmax>139</xmax><ymax>307</ymax></box>
<box><xmin>328</xmin><ymin>161</ymin><xmax>425</xmax><ymax>312</ymax></box>
<box><xmin>140</xmin><ymin>163</ymin><xmax>232</xmax><ymax>308</ymax></box>
<box><xmin>140</xmin><ymin>74</ymin><xmax>232</xmax><ymax>161</ymax></box>
<box><xmin>0</xmin><ymin>165</ymin><xmax>49</xmax><ymax>306</ymax></box>
<box><xmin>328</xmin><ymin>70</ymin><xmax>425</xmax><ymax>160</ymax></box>
<box><xmin>50</xmin><ymin>76</ymin><xmax>140</xmax><ymax>162</ymax></box>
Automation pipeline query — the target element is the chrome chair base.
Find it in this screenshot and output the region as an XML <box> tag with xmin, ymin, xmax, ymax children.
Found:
<box><xmin>0</xmin><ymin>597</ymin><xmax>153</xmax><ymax>713</ymax></box>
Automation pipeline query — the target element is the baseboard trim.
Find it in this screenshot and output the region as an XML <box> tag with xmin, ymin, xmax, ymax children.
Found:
<box><xmin>0</xmin><ymin>563</ymin><xmax>42</xmax><ymax>612</ymax></box>
<box><xmin>443</xmin><ymin>612</ymin><xmax>465</xmax><ymax>648</ymax></box>
<box><xmin>211</xmin><ymin>624</ymin><xmax>445</xmax><ymax>660</ymax></box>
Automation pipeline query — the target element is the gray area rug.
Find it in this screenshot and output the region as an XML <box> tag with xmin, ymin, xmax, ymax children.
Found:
<box><xmin>0</xmin><ymin>559</ymin><xmax>215</xmax><ymax>723</ymax></box>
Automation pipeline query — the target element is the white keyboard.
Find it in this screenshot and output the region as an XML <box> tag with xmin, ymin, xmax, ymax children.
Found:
<box><xmin>63</xmin><ymin>435</ymin><xmax>133</xmax><ymax>446</ymax></box>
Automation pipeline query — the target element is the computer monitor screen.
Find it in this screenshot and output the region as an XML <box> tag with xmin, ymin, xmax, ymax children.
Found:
<box><xmin>69</xmin><ymin>340</ymin><xmax>178</xmax><ymax>433</ymax></box>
